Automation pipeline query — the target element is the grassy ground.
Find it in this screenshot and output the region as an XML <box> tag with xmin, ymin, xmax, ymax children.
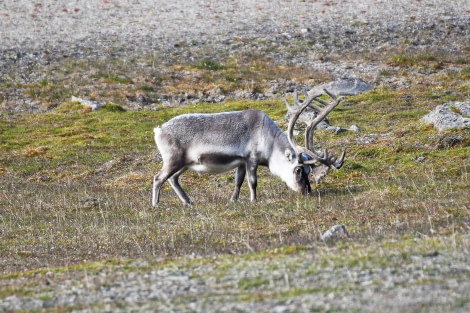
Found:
<box><xmin>0</xmin><ymin>49</ymin><xmax>469</xmax><ymax>311</ymax></box>
<box><xmin>1</xmin><ymin>56</ymin><xmax>469</xmax><ymax>270</ymax></box>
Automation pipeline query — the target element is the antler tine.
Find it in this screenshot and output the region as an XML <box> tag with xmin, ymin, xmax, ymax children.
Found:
<box><xmin>284</xmin><ymin>98</ymin><xmax>300</xmax><ymax>115</ymax></box>
<box><xmin>294</xmin><ymin>89</ymin><xmax>300</xmax><ymax>105</ymax></box>
<box><xmin>303</xmin><ymin>88</ymin><xmax>310</xmax><ymax>99</ymax></box>
<box><xmin>298</xmin><ymin>88</ymin><xmax>323</xmax><ymax>113</ymax></box>
<box><xmin>284</xmin><ymin>98</ymin><xmax>292</xmax><ymax>110</ymax></box>
<box><xmin>285</xmin><ymin>89</ymin><xmax>299</xmax><ymax>111</ymax></box>
<box><xmin>312</xmin><ymin>90</ymin><xmax>344</xmax><ymax>126</ymax></box>
<box><xmin>323</xmin><ymin>88</ymin><xmax>337</xmax><ymax>100</ymax></box>
<box><xmin>301</xmin><ymin>89</ymin><xmax>346</xmax><ymax>166</ymax></box>
<box><xmin>286</xmin><ymin>95</ymin><xmax>311</xmax><ymax>156</ymax></box>
<box><xmin>332</xmin><ymin>148</ymin><xmax>346</xmax><ymax>169</ymax></box>
<box><xmin>303</xmin><ymin>90</ymin><xmax>343</xmax><ymax>152</ymax></box>
<box><xmin>287</xmin><ymin>88</ymin><xmax>348</xmax><ymax>166</ymax></box>
<box><xmin>286</xmin><ymin>90</ymin><xmax>325</xmax><ymax>162</ymax></box>
<box><xmin>308</xmin><ymin>89</ymin><xmax>341</xmax><ymax>108</ymax></box>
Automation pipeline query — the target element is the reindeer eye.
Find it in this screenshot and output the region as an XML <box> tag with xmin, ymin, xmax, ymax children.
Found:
<box><xmin>294</xmin><ymin>167</ymin><xmax>303</xmax><ymax>175</ymax></box>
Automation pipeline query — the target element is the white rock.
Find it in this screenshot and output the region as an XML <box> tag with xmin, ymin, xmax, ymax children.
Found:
<box><xmin>320</xmin><ymin>224</ymin><xmax>349</xmax><ymax>242</ymax></box>
<box><xmin>71</xmin><ymin>96</ymin><xmax>105</xmax><ymax>111</ymax></box>
<box><xmin>422</xmin><ymin>101</ymin><xmax>470</xmax><ymax>131</ymax></box>
<box><xmin>349</xmin><ymin>124</ymin><xmax>361</xmax><ymax>132</ymax></box>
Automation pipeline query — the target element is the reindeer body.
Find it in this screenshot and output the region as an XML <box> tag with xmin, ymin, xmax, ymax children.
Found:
<box><xmin>152</xmin><ymin>109</ymin><xmax>311</xmax><ymax>206</ymax></box>
<box><xmin>152</xmin><ymin>90</ymin><xmax>346</xmax><ymax>206</ymax></box>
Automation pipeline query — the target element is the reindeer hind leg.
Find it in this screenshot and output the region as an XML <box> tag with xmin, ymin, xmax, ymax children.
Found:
<box><xmin>152</xmin><ymin>161</ymin><xmax>185</xmax><ymax>207</ymax></box>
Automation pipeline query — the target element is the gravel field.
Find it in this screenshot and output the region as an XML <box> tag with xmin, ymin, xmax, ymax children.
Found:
<box><xmin>1</xmin><ymin>0</ymin><xmax>469</xmax><ymax>110</ymax></box>
<box><xmin>1</xmin><ymin>0</ymin><xmax>468</xmax><ymax>50</ymax></box>
<box><xmin>1</xmin><ymin>236</ymin><xmax>470</xmax><ymax>312</ymax></box>
<box><xmin>1</xmin><ymin>0</ymin><xmax>470</xmax><ymax>312</ymax></box>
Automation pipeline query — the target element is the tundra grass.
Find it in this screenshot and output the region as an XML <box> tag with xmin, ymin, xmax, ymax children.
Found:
<box><xmin>1</xmin><ymin>84</ymin><xmax>469</xmax><ymax>276</ymax></box>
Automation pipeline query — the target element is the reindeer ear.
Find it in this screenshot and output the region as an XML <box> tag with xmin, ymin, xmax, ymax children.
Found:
<box><xmin>285</xmin><ymin>149</ymin><xmax>293</xmax><ymax>161</ymax></box>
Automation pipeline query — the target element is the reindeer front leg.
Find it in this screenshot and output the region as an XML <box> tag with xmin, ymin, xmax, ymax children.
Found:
<box><xmin>246</xmin><ymin>161</ymin><xmax>258</xmax><ymax>202</ymax></box>
<box><xmin>230</xmin><ymin>165</ymin><xmax>246</xmax><ymax>201</ymax></box>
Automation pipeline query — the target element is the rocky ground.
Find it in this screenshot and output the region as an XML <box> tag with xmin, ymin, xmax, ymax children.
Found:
<box><xmin>1</xmin><ymin>0</ymin><xmax>469</xmax><ymax>312</ymax></box>
<box><xmin>0</xmin><ymin>0</ymin><xmax>469</xmax><ymax>110</ymax></box>
<box><xmin>1</xmin><ymin>235</ymin><xmax>470</xmax><ymax>313</ymax></box>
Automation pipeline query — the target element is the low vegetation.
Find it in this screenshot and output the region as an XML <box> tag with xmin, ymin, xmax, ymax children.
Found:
<box><xmin>1</xmin><ymin>66</ymin><xmax>469</xmax><ymax>270</ymax></box>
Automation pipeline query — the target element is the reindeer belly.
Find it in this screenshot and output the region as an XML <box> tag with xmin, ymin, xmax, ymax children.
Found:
<box><xmin>189</xmin><ymin>153</ymin><xmax>244</xmax><ymax>174</ymax></box>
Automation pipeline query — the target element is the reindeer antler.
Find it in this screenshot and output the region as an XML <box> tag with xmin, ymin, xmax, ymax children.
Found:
<box><xmin>286</xmin><ymin>89</ymin><xmax>346</xmax><ymax>169</ymax></box>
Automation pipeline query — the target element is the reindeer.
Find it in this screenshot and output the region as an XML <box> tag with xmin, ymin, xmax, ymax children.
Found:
<box><xmin>152</xmin><ymin>89</ymin><xmax>346</xmax><ymax>206</ymax></box>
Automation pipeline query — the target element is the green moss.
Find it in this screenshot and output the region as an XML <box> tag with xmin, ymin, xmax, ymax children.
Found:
<box><xmin>194</xmin><ymin>59</ymin><xmax>226</xmax><ymax>71</ymax></box>
<box><xmin>100</xmin><ymin>103</ymin><xmax>126</xmax><ymax>112</ymax></box>
<box><xmin>238</xmin><ymin>277</ymin><xmax>270</xmax><ymax>290</ymax></box>
<box><xmin>55</xmin><ymin>101</ymin><xmax>84</xmax><ymax>113</ymax></box>
<box><xmin>390</xmin><ymin>55</ymin><xmax>416</xmax><ymax>66</ymax></box>
<box><xmin>461</xmin><ymin>67</ymin><xmax>470</xmax><ymax>80</ymax></box>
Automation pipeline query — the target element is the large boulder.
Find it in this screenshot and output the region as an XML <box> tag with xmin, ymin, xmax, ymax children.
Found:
<box><xmin>422</xmin><ymin>101</ymin><xmax>470</xmax><ymax>131</ymax></box>
<box><xmin>309</xmin><ymin>77</ymin><xmax>372</xmax><ymax>96</ymax></box>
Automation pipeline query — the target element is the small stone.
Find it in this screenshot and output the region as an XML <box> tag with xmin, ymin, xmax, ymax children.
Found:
<box><xmin>320</xmin><ymin>224</ymin><xmax>349</xmax><ymax>242</ymax></box>
<box><xmin>412</xmin><ymin>156</ymin><xmax>426</xmax><ymax>163</ymax></box>
<box><xmin>81</xmin><ymin>197</ymin><xmax>99</xmax><ymax>208</ymax></box>
<box><xmin>349</xmin><ymin>124</ymin><xmax>361</xmax><ymax>132</ymax></box>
